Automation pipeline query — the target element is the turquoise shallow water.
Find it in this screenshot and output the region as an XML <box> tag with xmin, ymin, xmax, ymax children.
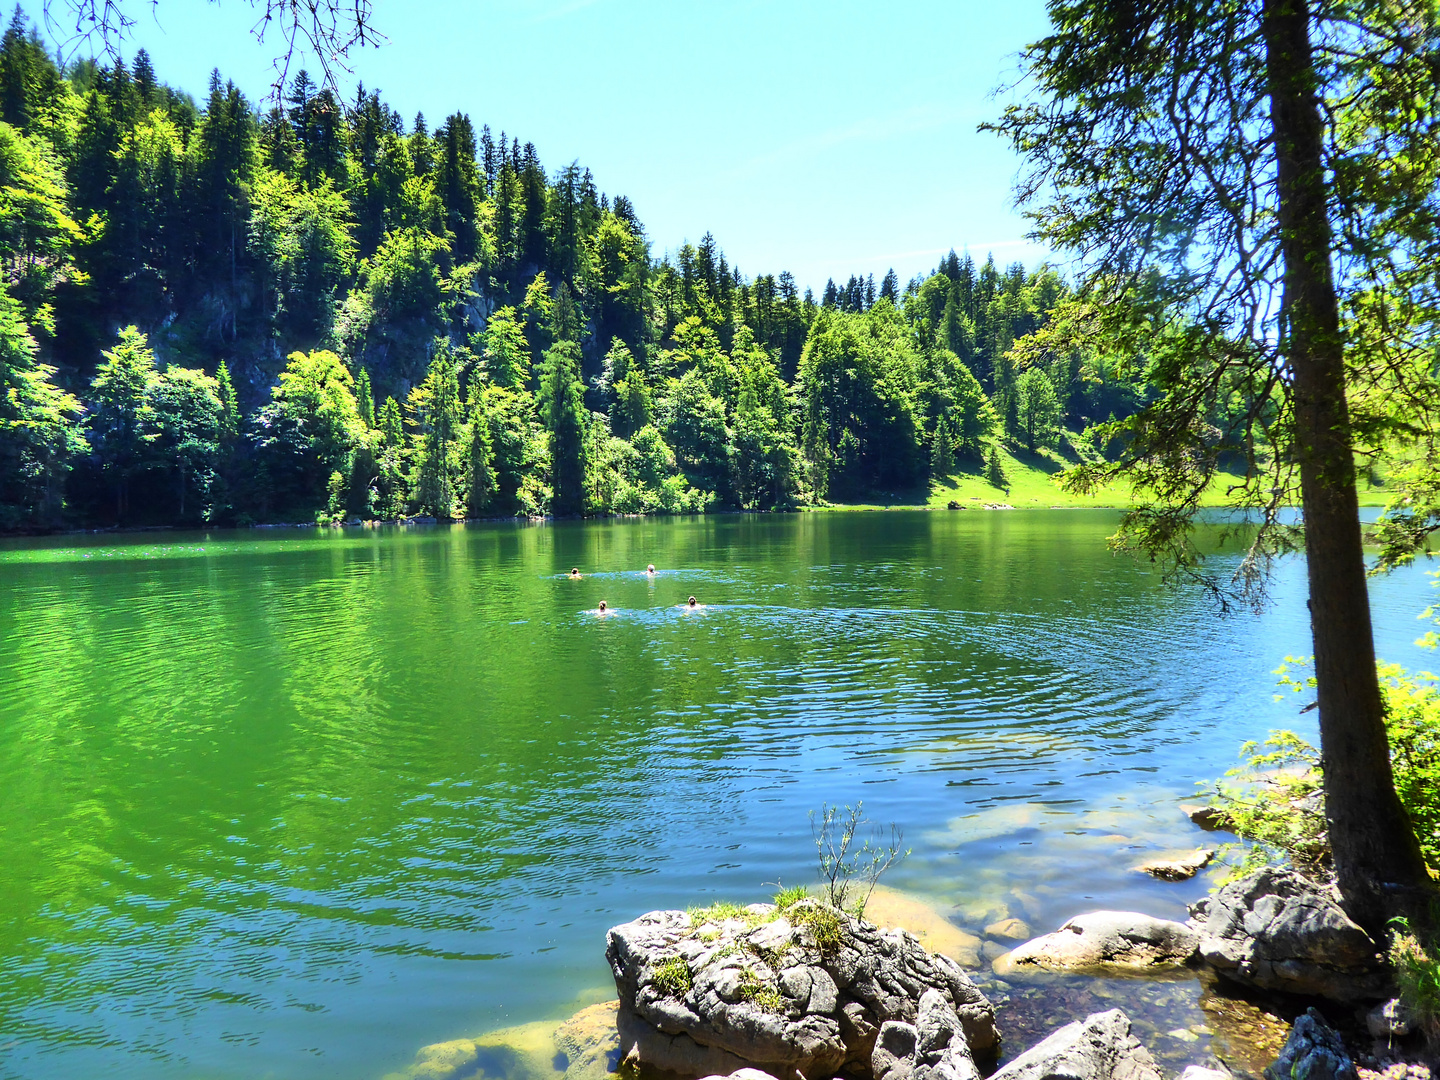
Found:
<box><xmin>0</xmin><ymin>511</ymin><xmax>1432</xmax><ymax>1080</ymax></box>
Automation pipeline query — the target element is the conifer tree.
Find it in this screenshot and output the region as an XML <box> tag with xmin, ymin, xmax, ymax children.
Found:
<box><xmin>991</xmin><ymin>0</ymin><xmax>1440</xmax><ymax>927</ymax></box>
<box><xmin>355</xmin><ymin>368</ymin><xmax>375</xmax><ymax>428</ymax></box>
<box><xmin>413</xmin><ymin>345</ymin><xmax>464</xmax><ymax>519</ymax></box>
<box><xmin>539</xmin><ymin>339</ymin><xmax>587</xmax><ymax>515</ymax></box>
<box><xmin>880</xmin><ymin>269</ymin><xmax>899</xmax><ymax>304</ymax></box>
<box><xmin>985</xmin><ymin>445</ymin><xmax>1008</xmax><ymax>491</ymax></box>
<box><xmin>89</xmin><ymin>325</ymin><xmax>157</xmax><ymax>521</ymax></box>
<box><xmin>930</xmin><ymin>417</ymin><xmax>954</xmax><ymax>478</ymax></box>
<box><xmin>464</xmin><ymin>381</ymin><xmax>494</xmax><ymax>517</ymax></box>
<box><xmin>376</xmin><ymin>395</ymin><xmax>407</xmax><ymax>517</ymax></box>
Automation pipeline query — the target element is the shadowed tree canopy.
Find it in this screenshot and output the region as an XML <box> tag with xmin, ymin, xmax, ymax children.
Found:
<box><xmin>989</xmin><ymin>0</ymin><xmax>1440</xmax><ymax>932</ymax></box>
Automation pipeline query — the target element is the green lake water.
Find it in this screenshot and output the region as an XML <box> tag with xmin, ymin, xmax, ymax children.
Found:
<box><xmin>0</xmin><ymin>510</ymin><xmax>1433</xmax><ymax>1080</ymax></box>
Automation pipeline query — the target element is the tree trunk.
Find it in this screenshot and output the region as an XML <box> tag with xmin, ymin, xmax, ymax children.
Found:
<box><xmin>1262</xmin><ymin>0</ymin><xmax>1434</xmax><ymax>937</ymax></box>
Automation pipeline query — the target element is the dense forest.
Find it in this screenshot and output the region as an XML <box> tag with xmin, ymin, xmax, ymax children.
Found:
<box><xmin>0</xmin><ymin>10</ymin><xmax>1144</xmax><ymax>529</ymax></box>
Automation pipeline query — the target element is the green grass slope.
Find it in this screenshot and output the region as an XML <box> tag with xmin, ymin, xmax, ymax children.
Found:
<box><xmin>822</xmin><ymin>438</ymin><xmax>1395</xmax><ymax>511</ymax></box>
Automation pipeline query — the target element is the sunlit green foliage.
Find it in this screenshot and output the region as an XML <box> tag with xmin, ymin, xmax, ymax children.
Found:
<box><xmin>0</xmin><ymin>11</ymin><xmax>1136</xmax><ymax>528</ymax></box>
<box><xmin>252</xmin><ymin>349</ymin><xmax>364</xmax><ymax>519</ymax></box>
<box><xmin>1210</xmin><ymin>658</ymin><xmax>1440</xmax><ymax>875</ymax></box>
<box><xmin>0</xmin><ymin>286</ymin><xmax>83</xmax><ymax>528</ymax></box>
<box><xmin>410</xmin><ymin>342</ymin><xmax>465</xmax><ymax>519</ymax></box>
<box><xmin>1014</xmin><ymin>367</ymin><xmax>1061</xmax><ymax>451</ymax></box>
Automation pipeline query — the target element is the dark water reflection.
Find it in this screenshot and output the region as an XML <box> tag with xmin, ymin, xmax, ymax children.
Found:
<box><xmin>0</xmin><ymin>511</ymin><xmax>1431</xmax><ymax>1080</ymax></box>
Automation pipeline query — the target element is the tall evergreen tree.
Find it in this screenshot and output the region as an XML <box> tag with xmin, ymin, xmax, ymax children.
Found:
<box><xmin>88</xmin><ymin>325</ymin><xmax>157</xmax><ymax>521</ymax></box>
<box><xmin>412</xmin><ymin>343</ymin><xmax>465</xmax><ymax>518</ymax></box>
<box><xmin>539</xmin><ymin>339</ymin><xmax>587</xmax><ymax>515</ymax></box>
<box><xmin>991</xmin><ymin>0</ymin><xmax>1440</xmax><ymax>929</ymax></box>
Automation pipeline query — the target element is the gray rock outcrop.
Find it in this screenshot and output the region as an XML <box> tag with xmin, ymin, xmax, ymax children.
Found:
<box><xmin>606</xmin><ymin>901</ymin><xmax>998</xmax><ymax>1080</ymax></box>
<box><xmin>1188</xmin><ymin>867</ymin><xmax>1386</xmax><ymax>1000</ymax></box>
<box><xmin>1263</xmin><ymin>1008</ymin><xmax>1357</xmax><ymax>1080</ymax></box>
<box><xmin>872</xmin><ymin>990</ymin><xmax>981</xmax><ymax>1080</ymax></box>
<box><xmin>986</xmin><ymin>1009</ymin><xmax>1164</xmax><ymax>1080</ymax></box>
<box><xmin>992</xmin><ymin>912</ymin><xmax>1199</xmax><ymax>973</ymax></box>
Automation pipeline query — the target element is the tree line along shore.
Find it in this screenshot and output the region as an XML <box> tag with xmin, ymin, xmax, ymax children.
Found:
<box><xmin>0</xmin><ymin>10</ymin><xmax>1234</xmax><ymax>531</ymax></box>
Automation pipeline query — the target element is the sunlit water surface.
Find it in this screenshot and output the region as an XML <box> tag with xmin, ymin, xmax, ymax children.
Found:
<box><xmin>0</xmin><ymin>511</ymin><xmax>1433</xmax><ymax>1080</ymax></box>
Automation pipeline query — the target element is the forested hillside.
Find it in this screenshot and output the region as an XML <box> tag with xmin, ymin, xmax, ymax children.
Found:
<box><xmin>0</xmin><ymin>11</ymin><xmax>1141</xmax><ymax>528</ymax></box>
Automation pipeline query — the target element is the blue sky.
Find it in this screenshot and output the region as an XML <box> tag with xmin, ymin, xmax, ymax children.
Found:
<box><xmin>51</xmin><ymin>0</ymin><xmax>1056</xmax><ymax>293</ymax></box>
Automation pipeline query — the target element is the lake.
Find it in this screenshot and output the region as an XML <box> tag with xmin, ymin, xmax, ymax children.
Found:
<box><xmin>0</xmin><ymin>510</ymin><xmax>1432</xmax><ymax>1080</ymax></box>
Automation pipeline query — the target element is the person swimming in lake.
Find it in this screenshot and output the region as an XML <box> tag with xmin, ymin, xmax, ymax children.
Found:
<box><xmin>646</xmin><ymin>564</ymin><xmax>656</xmax><ymax>576</ymax></box>
<box><xmin>568</xmin><ymin>567</ymin><xmax>581</xmax><ymax>579</ymax></box>
<box><xmin>598</xmin><ymin>600</ymin><xmax>608</xmax><ymax>612</ymax></box>
<box><xmin>687</xmin><ymin>596</ymin><xmax>698</xmax><ymax>607</ymax></box>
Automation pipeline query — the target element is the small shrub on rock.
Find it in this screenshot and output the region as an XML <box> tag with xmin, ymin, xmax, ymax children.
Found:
<box><xmin>651</xmin><ymin>955</ymin><xmax>692</xmax><ymax>998</ymax></box>
<box><xmin>773</xmin><ymin>884</ymin><xmax>808</xmax><ymax>910</ymax></box>
<box><xmin>1389</xmin><ymin>922</ymin><xmax>1440</xmax><ymax>1049</ymax></box>
<box><xmin>738</xmin><ymin>967</ymin><xmax>785</xmax><ymax>1013</ymax></box>
<box><xmin>688</xmin><ymin>900</ymin><xmax>761</xmax><ymax>928</ymax></box>
<box><xmin>788</xmin><ymin>900</ymin><xmax>845</xmax><ymax>952</ymax></box>
<box><xmin>810</xmin><ymin>801</ymin><xmax>908</xmax><ymax>915</ymax></box>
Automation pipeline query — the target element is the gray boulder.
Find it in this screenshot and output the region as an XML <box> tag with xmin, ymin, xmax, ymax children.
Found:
<box><xmin>607</xmin><ymin>901</ymin><xmax>998</xmax><ymax>1080</ymax></box>
<box><xmin>914</xmin><ymin>990</ymin><xmax>981</xmax><ymax>1080</ymax></box>
<box><xmin>1263</xmin><ymin>1008</ymin><xmax>1357</xmax><ymax>1080</ymax></box>
<box><xmin>872</xmin><ymin>991</ymin><xmax>980</xmax><ymax>1080</ymax></box>
<box><xmin>987</xmin><ymin>1009</ymin><xmax>1164</xmax><ymax>1080</ymax></box>
<box><xmin>1188</xmin><ymin>867</ymin><xmax>1386</xmax><ymax>1000</ymax></box>
<box><xmin>873</xmin><ymin>1021</ymin><xmax>918</xmax><ymax>1080</ymax></box>
<box><xmin>992</xmin><ymin>912</ymin><xmax>1198</xmax><ymax>974</ymax></box>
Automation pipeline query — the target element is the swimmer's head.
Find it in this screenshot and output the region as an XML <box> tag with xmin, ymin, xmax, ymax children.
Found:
<box><xmin>646</xmin><ymin>564</ymin><xmax>656</xmax><ymax>574</ymax></box>
<box><xmin>687</xmin><ymin>596</ymin><xmax>697</xmax><ymax>607</ymax></box>
<box><xmin>598</xmin><ymin>600</ymin><xmax>608</xmax><ymax>612</ymax></box>
<box><xmin>570</xmin><ymin>567</ymin><xmax>580</xmax><ymax>577</ymax></box>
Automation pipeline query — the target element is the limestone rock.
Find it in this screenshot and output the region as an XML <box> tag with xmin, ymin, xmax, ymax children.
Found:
<box><xmin>873</xmin><ymin>1021</ymin><xmax>918</xmax><ymax>1080</ymax></box>
<box><xmin>913</xmin><ymin>989</ymin><xmax>981</xmax><ymax>1080</ymax></box>
<box><xmin>984</xmin><ymin>918</ymin><xmax>1031</xmax><ymax>942</ymax></box>
<box><xmin>987</xmin><ymin>1009</ymin><xmax>1164</xmax><ymax>1080</ymax></box>
<box><xmin>616</xmin><ymin>1003</ymin><xmax>752</xmax><ymax>1080</ymax></box>
<box><xmin>1134</xmin><ymin>849</ymin><xmax>1215</xmax><ymax>882</ymax></box>
<box><xmin>871</xmin><ymin>991</ymin><xmax>980</xmax><ymax>1080</ymax></box>
<box><xmin>386</xmin><ymin>1010</ymin><xmax>605</xmax><ymax>1080</ymax></box>
<box><xmin>992</xmin><ymin>912</ymin><xmax>1198</xmax><ymax>974</ymax></box>
<box><xmin>865</xmin><ymin>886</ymin><xmax>983</xmax><ymax>968</ymax></box>
<box><xmin>1188</xmin><ymin>867</ymin><xmax>1386</xmax><ymax>1000</ymax></box>
<box><xmin>1264</xmin><ymin>1008</ymin><xmax>1357</xmax><ymax>1080</ymax></box>
<box><xmin>606</xmin><ymin>901</ymin><xmax>998</xmax><ymax>1080</ymax></box>
<box><xmin>556</xmin><ymin>1001</ymin><xmax>621</xmax><ymax>1080</ymax></box>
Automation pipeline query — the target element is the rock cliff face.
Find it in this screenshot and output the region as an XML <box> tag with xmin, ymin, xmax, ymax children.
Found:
<box><xmin>1188</xmin><ymin>867</ymin><xmax>1387</xmax><ymax>1000</ymax></box>
<box><xmin>605</xmin><ymin>900</ymin><xmax>997</xmax><ymax>1080</ymax></box>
